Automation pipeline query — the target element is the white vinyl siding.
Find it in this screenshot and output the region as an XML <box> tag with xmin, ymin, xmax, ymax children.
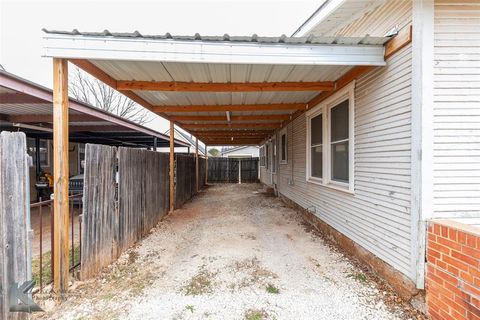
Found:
<box><xmin>433</xmin><ymin>0</ymin><xmax>480</xmax><ymax>217</ymax></box>
<box><xmin>270</xmin><ymin>42</ymin><xmax>414</xmax><ymax>280</ymax></box>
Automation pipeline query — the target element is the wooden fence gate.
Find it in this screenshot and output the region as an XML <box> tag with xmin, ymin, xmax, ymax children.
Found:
<box><xmin>207</xmin><ymin>158</ymin><xmax>259</xmax><ymax>183</ymax></box>
<box><xmin>0</xmin><ymin>132</ymin><xmax>30</xmax><ymax>320</ymax></box>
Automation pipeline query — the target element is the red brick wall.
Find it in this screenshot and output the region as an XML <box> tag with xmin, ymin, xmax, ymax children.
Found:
<box><xmin>426</xmin><ymin>221</ymin><xmax>480</xmax><ymax>320</ymax></box>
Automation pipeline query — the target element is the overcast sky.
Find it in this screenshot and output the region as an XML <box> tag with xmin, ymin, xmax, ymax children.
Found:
<box><xmin>0</xmin><ymin>0</ymin><xmax>319</xmax><ymax>133</ymax></box>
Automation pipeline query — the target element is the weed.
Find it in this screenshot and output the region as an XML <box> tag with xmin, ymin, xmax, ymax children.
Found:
<box><xmin>348</xmin><ymin>272</ymin><xmax>368</xmax><ymax>283</ymax></box>
<box><xmin>182</xmin><ymin>268</ymin><xmax>216</xmax><ymax>296</ymax></box>
<box><xmin>244</xmin><ymin>309</ymin><xmax>268</xmax><ymax>320</ymax></box>
<box><xmin>185</xmin><ymin>305</ymin><xmax>195</xmax><ymax>313</ymax></box>
<box><xmin>266</xmin><ymin>284</ymin><xmax>280</xmax><ymax>294</ymax></box>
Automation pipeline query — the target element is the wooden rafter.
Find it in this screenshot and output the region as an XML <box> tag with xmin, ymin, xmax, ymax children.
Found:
<box><xmin>184</xmin><ymin>123</ymin><xmax>280</xmax><ymax>130</ymax></box>
<box><xmin>117</xmin><ymin>80</ymin><xmax>334</xmax><ymax>92</ymax></box>
<box><xmin>154</xmin><ymin>103</ymin><xmax>305</xmax><ymax>113</ymax></box>
<box><xmin>192</xmin><ymin>131</ymin><xmax>272</xmax><ymax>136</ymax></box>
<box><xmin>384</xmin><ymin>25</ymin><xmax>412</xmax><ymax>59</ymax></box>
<box><xmin>170</xmin><ymin>114</ymin><xmax>291</xmax><ymax>122</ymax></box>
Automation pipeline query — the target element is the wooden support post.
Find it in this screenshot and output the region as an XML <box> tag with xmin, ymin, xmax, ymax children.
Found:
<box><xmin>195</xmin><ymin>137</ymin><xmax>199</xmax><ymax>192</ymax></box>
<box><xmin>169</xmin><ymin>121</ymin><xmax>175</xmax><ymax>212</ymax></box>
<box><xmin>153</xmin><ymin>137</ymin><xmax>158</xmax><ymax>151</ymax></box>
<box><xmin>52</xmin><ymin>58</ymin><xmax>69</xmax><ymax>298</ymax></box>
<box><xmin>205</xmin><ymin>145</ymin><xmax>208</xmax><ymax>185</ymax></box>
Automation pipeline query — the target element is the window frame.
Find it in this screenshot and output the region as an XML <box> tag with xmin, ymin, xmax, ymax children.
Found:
<box><xmin>306</xmin><ymin>81</ymin><xmax>355</xmax><ymax>193</ymax></box>
<box><xmin>271</xmin><ymin>136</ymin><xmax>277</xmax><ymax>174</ymax></box>
<box><xmin>279</xmin><ymin>127</ymin><xmax>288</xmax><ymax>165</ymax></box>
<box><xmin>259</xmin><ymin>145</ymin><xmax>266</xmax><ymax>167</ymax></box>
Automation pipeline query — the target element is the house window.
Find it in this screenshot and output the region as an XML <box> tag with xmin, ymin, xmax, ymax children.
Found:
<box><xmin>266</xmin><ymin>143</ymin><xmax>270</xmax><ymax>169</ymax></box>
<box><xmin>280</xmin><ymin>128</ymin><xmax>287</xmax><ymax>164</ymax></box>
<box><xmin>306</xmin><ymin>81</ymin><xmax>355</xmax><ymax>193</ymax></box>
<box><xmin>259</xmin><ymin>145</ymin><xmax>266</xmax><ymax>167</ymax></box>
<box><xmin>271</xmin><ymin>137</ymin><xmax>276</xmax><ymax>173</ymax></box>
<box><xmin>310</xmin><ymin>113</ymin><xmax>323</xmax><ymax>179</ymax></box>
<box><xmin>27</xmin><ymin>138</ymin><xmax>50</xmax><ymax>168</ymax></box>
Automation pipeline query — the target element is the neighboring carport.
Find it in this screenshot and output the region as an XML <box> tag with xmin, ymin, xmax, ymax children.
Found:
<box><xmin>0</xmin><ymin>70</ymin><xmax>189</xmax><ymax>150</ymax></box>
<box><xmin>41</xmin><ymin>28</ymin><xmax>411</xmax><ymax>295</ymax></box>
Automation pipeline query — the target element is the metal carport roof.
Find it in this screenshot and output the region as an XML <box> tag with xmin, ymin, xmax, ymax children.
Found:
<box><xmin>0</xmin><ymin>70</ymin><xmax>190</xmax><ymax>148</ymax></box>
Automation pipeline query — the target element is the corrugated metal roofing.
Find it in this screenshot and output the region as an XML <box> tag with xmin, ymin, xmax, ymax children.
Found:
<box><xmin>42</xmin><ymin>29</ymin><xmax>390</xmax><ymax>46</ymax></box>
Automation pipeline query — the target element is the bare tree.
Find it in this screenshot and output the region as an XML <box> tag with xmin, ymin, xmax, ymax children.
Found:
<box><xmin>69</xmin><ymin>67</ymin><xmax>152</xmax><ymax>125</ymax></box>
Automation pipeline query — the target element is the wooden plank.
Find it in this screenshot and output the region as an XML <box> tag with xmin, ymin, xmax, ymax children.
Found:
<box><xmin>169</xmin><ymin>121</ymin><xmax>175</xmax><ymax>212</ymax></box>
<box><xmin>385</xmin><ymin>25</ymin><xmax>413</xmax><ymax>59</ymax></box>
<box><xmin>183</xmin><ymin>123</ymin><xmax>280</xmax><ymax>130</ymax></box>
<box><xmin>153</xmin><ymin>103</ymin><xmax>306</xmax><ymax>113</ymax></box>
<box><xmin>170</xmin><ymin>114</ymin><xmax>291</xmax><ymax>122</ymax></box>
<box><xmin>191</xmin><ymin>130</ymin><xmax>273</xmax><ymax>136</ymax></box>
<box><xmin>117</xmin><ymin>80</ymin><xmax>335</xmax><ymax>92</ymax></box>
<box><xmin>52</xmin><ymin>58</ymin><xmax>70</xmax><ymax>297</ymax></box>
<box><xmin>0</xmin><ymin>132</ymin><xmax>29</xmax><ymax>320</ymax></box>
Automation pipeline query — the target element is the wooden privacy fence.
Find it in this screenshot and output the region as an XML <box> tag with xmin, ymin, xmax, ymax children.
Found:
<box><xmin>175</xmin><ymin>154</ymin><xmax>196</xmax><ymax>208</ymax></box>
<box><xmin>208</xmin><ymin>158</ymin><xmax>259</xmax><ymax>183</ymax></box>
<box><xmin>81</xmin><ymin>144</ymin><xmax>169</xmax><ymax>278</ymax></box>
<box><xmin>0</xmin><ymin>132</ymin><xmax>30</xmax><ymax>320</ymax></box>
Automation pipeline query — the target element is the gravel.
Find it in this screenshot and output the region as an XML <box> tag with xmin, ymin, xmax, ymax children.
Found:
<box><xmin>36</xmin><ymin>183</ymin><xmax>416</xmax><ymax>320</ymax></box>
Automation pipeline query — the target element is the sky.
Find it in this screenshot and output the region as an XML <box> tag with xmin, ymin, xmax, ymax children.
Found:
<box><xmin>0</xmin><ymin>0</ymin><xmax>320</xmax><ymax>134</ymax></box>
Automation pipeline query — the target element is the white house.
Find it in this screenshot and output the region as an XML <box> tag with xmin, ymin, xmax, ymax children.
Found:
<box><xmin>259</xmin><ymin>0</ymin><xmax>480</xmax><ymax>303</ymax></box>
<box><xmin>221</xmin><ymin>146</ymin><xmax>259</xmax><ymax>158</ymax></box>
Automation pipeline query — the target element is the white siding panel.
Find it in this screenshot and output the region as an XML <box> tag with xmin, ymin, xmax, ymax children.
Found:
<box><xmin>433</xmin><ymin>0</ymin><xmax>480</xmax><ymax>217</ymax></box>
<box><xmin>277</xmin><ymin>42</ymin><xmax>414</xmax><ymax>280</ymax></box>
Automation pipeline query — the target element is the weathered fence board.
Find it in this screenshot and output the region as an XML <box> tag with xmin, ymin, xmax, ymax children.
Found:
<box><xmin>175</xmin><ymin>154</ymin><xmax>196</xmax><ymax>208</ymax></box>
<box><xmin>199</xmin><ymin>157</ymin><xmax>206</xmax><ymax>188</ymax></box>
<box><xmin>81</xmin><ymin>144</ymin><xmax>117</xmax><ymax>279</ymax></box>
<box><xmin>240</xmin><ymin>158</ymin><xmax>260</xmax><ymax>183</ymax></box>
<box><xmin>0</xmin><ymin>131</ymin><xmax>30</xmax><ymax>320</ymax></box>
<box><xmin>208</xmin><ymin>158</ymin><xmax>259</xmax><ymax>183</ymax></box>
<box><xmin>82</xmin><ymin>145</ymin><xmax>171</xmax><ymax>278</ymax></box>
<box><xmin>118</xmin><ymin>147</ymin><xmax>169</xmax><ymax>253</ymax></box>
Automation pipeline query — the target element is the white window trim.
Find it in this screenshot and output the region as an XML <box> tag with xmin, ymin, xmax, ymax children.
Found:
<box><xmin>306</xmin><ymin>81</ymin><xmax>355</xmax><ymax>194</ymax></box>
<box><xmin>271</xmin><ymin>136</ymin><xmax>277</xmax><ymax>174</ymax></box>
<box><xmin>279</xmin><ymin>127</ymin><xmax>288</xmax><ymax>165</ymax></box>
<box><xmin>259</xmin><ymin>145</ymin><xmax>266</xmax><ymax>167</ymax></box>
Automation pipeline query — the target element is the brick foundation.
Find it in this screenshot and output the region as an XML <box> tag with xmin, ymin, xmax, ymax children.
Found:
<box><xmin>426</xmin><ymin>220</ymin><xmax>480</xmax><ymax>320</ymax></box>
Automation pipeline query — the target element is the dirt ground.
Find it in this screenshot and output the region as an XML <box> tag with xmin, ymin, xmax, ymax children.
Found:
<box><xmin>35</xmin><ymin>183</ymin><xmax>424</xmax><ymax>320</ymax></box>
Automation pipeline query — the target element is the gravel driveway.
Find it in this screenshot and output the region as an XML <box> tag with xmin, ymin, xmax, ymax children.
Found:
<box><xmin>37</xmin><ymin>183</ymin><xmax>420</xmax><ymax>320</ymax></box>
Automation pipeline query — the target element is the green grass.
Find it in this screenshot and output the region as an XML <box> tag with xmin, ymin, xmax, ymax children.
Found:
<box><xmin>185</xmin><ymin>305</ymin><xmax>195</xmax><ymax>313</ymax></box>
<box><xmin>244</xmin><ymin>309</ymin><xmax>267</xmax><ymax>320</ymax></box>
<box><xmin>348</xmin><ymin>272</ymin><xmax>368</xmax><ymax>283</ymax></box>
<box><xmin>32</xmin><ymin>246</ymin><xmax>81</xmax><ymax>286</ymax></box>
<box><xmin>265</xmin><ymin>284</ymin><xmax>280</xmax><ymax>294</ymax></box>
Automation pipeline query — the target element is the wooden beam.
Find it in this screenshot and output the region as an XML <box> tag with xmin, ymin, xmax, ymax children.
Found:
<box><xmin>153</xmin><ymin>103</ymin><xmax>305</xmax><ymax>113</ymax></box>
<box><xmin>191</xmin><ymin>130</ymin><xmax>272</xmax><ymax>136</ymax></box>
<box><xmin>52</xmin><ymin>58</ymin><xmax>70</xmax><ymax>298</ymax></box>
<box><xmin>384</xmin><ymin>25</ymin><xmax>412</xmax><ymax>59</ymax></box>
<box><xmin>195</xmin><ymin>137</ymin><xmax>199</xmax><ymax>192</ymax></box>
<box><xmin>117</xmin><ymin>80</ymin><xmax>335</xmax><ymax>92</ymax></box>
<box><xmin>169</xmin><ymin>121</ymin><xmax>175</xmax><ymax>212</ymax></box>
<box><xmin>204</xmin><ymin>141</ymin><xmax>261</xmax><ymax>146</ymax></box>
<box><xmin>183</xmin><ymin>123</ymin><xmax>280</xmax><ymax>130</ymax></box>
<box><xmin>170</xmin><ymin>114</ymin><xmax>291</xmax><ymax>122</ymax></box>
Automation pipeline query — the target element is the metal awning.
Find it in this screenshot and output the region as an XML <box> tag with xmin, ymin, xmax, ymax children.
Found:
<box><xmin>0</xmin><ymin>70</ymin><xmax>190</xmax><ymax>148</ymax></box>
<box><xmin>41</xmin><ymin>30</ymin><xmax>395</xmax><ymax>146</ymax></box>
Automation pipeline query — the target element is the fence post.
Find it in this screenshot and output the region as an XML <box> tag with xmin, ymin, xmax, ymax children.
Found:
<box><xmin>52</xmin><ymin>58</ymin><xmax>70</xmax><ymax>298</ymax></box>
<box><xmin>205</xmin><ymin>145</ymin><xmax>208</xmax><ymax>185</ymax></box>
<box><xmin>238</xmin><ymin>159</ymin><xmax>242</xmax><ymax>184</ymax></box>
<box><xmin>169</xmin><ymin>121</ymin><xmax>175</xmax><ymax>212</ymax></box>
